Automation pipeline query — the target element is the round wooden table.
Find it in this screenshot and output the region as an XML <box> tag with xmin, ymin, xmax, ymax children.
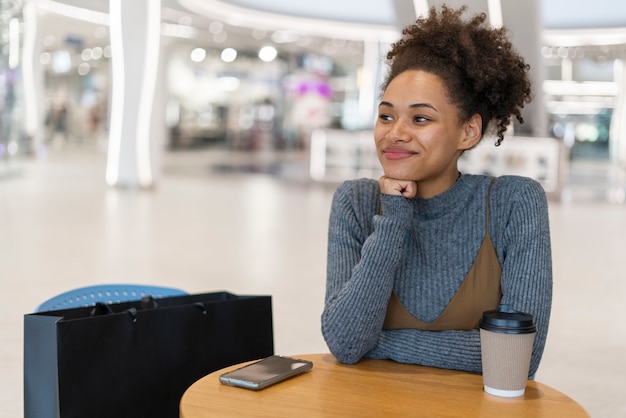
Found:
<box><xmin>180</xmin><ymin>353</ymin><xmax>589</xmax><ymax>417</ymax></box>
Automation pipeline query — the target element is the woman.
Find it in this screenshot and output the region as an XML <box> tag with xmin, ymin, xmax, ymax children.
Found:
<box><xmin>321</xmin><ymin>5</ymin><xmax>552</xmax><ymax>377</ymax></box>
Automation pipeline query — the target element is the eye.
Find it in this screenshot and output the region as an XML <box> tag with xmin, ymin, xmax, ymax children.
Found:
<box><xmin>413</xmin><ymin>115</ymin><xmax>428</xmax><ymax>123</ymax></box>
<box><xmin>378</xmin><ymin>113</ymin><xmax>393</xmax><ymax>122</ymax></box>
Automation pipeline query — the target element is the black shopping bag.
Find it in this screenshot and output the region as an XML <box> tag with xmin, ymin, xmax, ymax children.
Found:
<box><xmin>24</xmin><ymin>291</ymin><xmax>273</xmax><ymax>418</ymax></box>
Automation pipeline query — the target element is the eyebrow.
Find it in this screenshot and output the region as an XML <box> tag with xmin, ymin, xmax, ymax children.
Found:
<box><xmin>379</xmin><ymin>101</ymin><xmax>437</xmax><ymax>111</ymax></box>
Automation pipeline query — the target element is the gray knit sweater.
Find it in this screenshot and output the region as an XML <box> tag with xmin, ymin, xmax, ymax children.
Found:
<box><xmin>321</xmin><ymin>174</ymin><xmax>552</xmax><ymax>376</ymax></box>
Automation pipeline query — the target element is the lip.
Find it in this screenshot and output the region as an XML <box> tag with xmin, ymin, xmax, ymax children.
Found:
<box><xmin>382</xmin><ymin>147</ymin><xmax>418</xmax><ymax>160</ymax></box>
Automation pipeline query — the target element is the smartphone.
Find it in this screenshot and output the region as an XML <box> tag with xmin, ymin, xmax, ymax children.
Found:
<box><xmin>219</xmin><ymin>355</ymin><xmax>313</xmax><ymax>390</ymax></box>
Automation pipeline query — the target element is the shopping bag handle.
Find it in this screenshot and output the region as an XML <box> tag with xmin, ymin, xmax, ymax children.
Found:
<box><xmin>90</xmin><ymin>303</ymin><xmax>114</xmax><ymax>316</ymax></box>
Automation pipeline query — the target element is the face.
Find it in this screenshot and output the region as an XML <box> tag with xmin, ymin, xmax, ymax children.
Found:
<box><xmin>375</xmin><ymin>70</ymin><xmax>480</xmax><ymax>196</ymax></box>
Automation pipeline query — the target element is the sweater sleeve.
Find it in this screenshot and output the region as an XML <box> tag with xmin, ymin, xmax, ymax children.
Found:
<box><xmin>497</xmin><ymin>177</ymin><xmax>553</xmax><ymax>377</ymax></box>
<box><xmin>365</xmin><ymin>328</ymin><xmax>483</xmax><ymax>372</ymax></box>
<box><xmin>321</xmin><ymin>180</ymin><xmax>413</xmax><ymax>364</ymax></box>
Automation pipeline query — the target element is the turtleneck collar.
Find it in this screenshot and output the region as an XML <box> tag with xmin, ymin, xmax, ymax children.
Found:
<box><xmin>411</xmin><ymin>173</ymin><xmax>476</xmax><ymax>219</ymax></box>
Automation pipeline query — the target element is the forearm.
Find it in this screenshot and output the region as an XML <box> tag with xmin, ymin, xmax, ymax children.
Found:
<box><xmin>322</xmin><ymin>189</ymin><xmax>413</xmax><ymax>364</ymax></box>
<box><xmin>501</xmin><ymin>252</ymin><xmax>552</xmax><ymax>377</ymax></box>
<box><xmin>366</xmin><ymin>328</ymin><xmax>483</xmax><ymax>373</ymax></box>
<box><xmin>498</xmin><ymin>178</ymin><xmax>553</xmax><ymax>376</ymax></box>
<box><xmin>321</xmin><ymin>233</ymin><xmax>399</xmax><ymax>363</ymax></box>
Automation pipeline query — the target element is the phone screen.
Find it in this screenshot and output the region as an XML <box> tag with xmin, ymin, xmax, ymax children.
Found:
<box><xmin>219</xmin><ymin>355</ymin><xmax>313</xmax><ymax>390</ymax></box>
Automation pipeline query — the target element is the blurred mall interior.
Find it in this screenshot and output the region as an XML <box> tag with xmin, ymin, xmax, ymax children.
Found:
<box><xmin>0</xmin><ymin>0</ymin><xmax>624</xmax><ymax>192</ymax></box>
<box><xmin>1</xmin><ymin>0</ymin><xmax>626</xmax><ymax>417</ymax></box>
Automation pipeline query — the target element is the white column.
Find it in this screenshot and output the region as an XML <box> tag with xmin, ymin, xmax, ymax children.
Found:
<box><xmin>500</xmin><ymin>0</ymin><xmax>547</xmax><ymax>137</ymax></box>
<box><xmin>610</xmin><ymin>59</ymin><xmax>626</xmax><ymax>164</ymax></box>
<box><xmin>106</xmin><ymin>0</ymin><xmax>162</xmax><ymax>188</ymax></box>
<box><xmin>21</xmin><ymin>1</ymin><xmax>45</xmax><ymax>154</ymax></box>
<box><xmin>606</xmin><ymin>59</ymin><xmax>626</xmax><ymax>202</ymax></box>
<box><xmin>359</xmin><ymin>41</ymin><xmax>385</xmax><ymax>129</ymax></box>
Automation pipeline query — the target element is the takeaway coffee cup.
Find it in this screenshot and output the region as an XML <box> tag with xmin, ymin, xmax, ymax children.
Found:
<box><xmin>479</xmin><ymin>304</ymin><xmax>537</xmax><ymax>397</ymax></box>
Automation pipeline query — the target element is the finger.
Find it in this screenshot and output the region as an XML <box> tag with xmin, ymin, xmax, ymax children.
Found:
<box><xmin>400</xmin><ymin>181</ymin><xmax>417</xmax><ymax>198</ymax></box>
<box><xmin>379</xmin><ymin>176</ymin><xmax>403</xmax><ymax>196</ymax></box>
<box><xmin>379</xmin><ymin>176</ymin><xmax>417</xmax><ymax>197</ymax></box>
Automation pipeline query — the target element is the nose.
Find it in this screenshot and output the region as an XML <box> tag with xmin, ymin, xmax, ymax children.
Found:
<box><xmin>386</xmin><ymin>119</ymin><xmax>410</xmax><ymax>143</ymax></box>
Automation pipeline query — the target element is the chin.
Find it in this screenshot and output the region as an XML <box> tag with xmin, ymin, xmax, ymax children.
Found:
<box><xmin>382</xmin><ymin>171</ymin><xmax>417</xmax><ymax>181</ymax></box>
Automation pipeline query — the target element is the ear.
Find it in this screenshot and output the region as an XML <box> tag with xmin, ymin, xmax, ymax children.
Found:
<box><xmin>458</xmin><ymin>114</ymin><xmax>482</xmax><ymax>151</ymax></box>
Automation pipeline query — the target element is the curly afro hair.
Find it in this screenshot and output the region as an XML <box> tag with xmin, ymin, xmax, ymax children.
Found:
<box><xmin>382</xmin><ymin>5</ymin><xmax>533</xmax><ymax>146</ymax></box>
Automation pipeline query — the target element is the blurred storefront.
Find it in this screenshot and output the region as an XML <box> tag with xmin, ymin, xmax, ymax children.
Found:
<box><xmin>543</xmin><ymin>44</ymin><xmax>623</xmax><ymax>161</ymax></box>
<box><xmin>6</xmin><ymin>1</ymin><xmax>374</xmax><ymax>154</ymax></box>
<box><xmin>165</xmin><ymin>44</ymin><xmax>359</xmax><ymax>152</ymax></box>
<box><xmin>542</xmin><ymin>13</ymin><xmax>626</xmax><ymax>201</ymax></box>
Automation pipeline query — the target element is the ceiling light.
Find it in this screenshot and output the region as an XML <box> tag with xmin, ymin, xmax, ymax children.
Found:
<box><xmin>40</xmin><ymin>52</ymin><xmax>52</xmax><ymax>65</ymax></box>
<box><xmin>252</xmin><ymin>29</ymin><xmax>267</xmax><ymax>40</ymax></box>
<box><xmin>221</xmin><ymin>48</ymin><xmax>237</xmax><ymax>63</ymax></box>
<box><xmin>91</xmin><ymin>46</ymin><xmax>103</xmax><ymax>60</ymax></box>
<box><xmin>190</xmin><ymin>47</ymin><xmax>206</xmax><ymax>63</ymax></box>
<box><xmin>161</xmin><ymin>23</ymin><xmax>197</xmax><ymax>39</ymax></box>
<box><xmin>52</xmin><ymin>50</ymin><xmax>72</xmax><ymax>73</ymax></box>
<box><xmin>213</xmin><ymin>31</ymin><xmax>228</xmax><ymax>43</ymax></box>
<box><xmin>209</xmin><ymin>21</ymin><xmax>224</xmax><ymax>34</ymax></box>
<box><xmin>81</xmin><ymin>48</ymin><xmax>93</xmax><ymax>61</ymax></box>
<box><xmin>78</xmin><ymin>62</ymin><xmax>91</xmax><ymax>76</ymax></box>
<box><xmin>258</xmin><ymin>46</ymin><xmax>277</xmax><ymax>62</ymax></box>
<box><xmin>271</xmin><ymin>30</ymin><xmax>298</xmax><ymax>44</ymax></box>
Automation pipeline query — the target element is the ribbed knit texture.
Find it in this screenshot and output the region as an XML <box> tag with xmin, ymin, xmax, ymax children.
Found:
<box><xmin>321</xmin><ymin>174</ymin><xmax>552</xmax><ymax>376</ymax></box>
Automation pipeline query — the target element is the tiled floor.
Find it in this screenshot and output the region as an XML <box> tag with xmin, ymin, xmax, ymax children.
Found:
<box><xmin>1</xmin><ymin>145</ymin><xmax>624</xmax><ymax>417</ymax></box>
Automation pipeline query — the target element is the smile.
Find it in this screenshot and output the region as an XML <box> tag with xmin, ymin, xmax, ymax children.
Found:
<box><xmin>383</xmin><ymin>148</ymin><xmax>418</xmax><ymax>160</ymax></box>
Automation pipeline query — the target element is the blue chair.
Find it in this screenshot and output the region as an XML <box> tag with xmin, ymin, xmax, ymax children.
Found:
<box><xmin>35</xmin><ymin>284</ymin><xmax>187</xmax><ymax>312</ymax></box>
